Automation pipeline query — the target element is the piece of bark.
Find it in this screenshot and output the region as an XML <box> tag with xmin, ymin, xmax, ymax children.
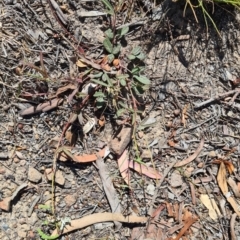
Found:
<box><xmin>110</xmin><ymin>127</ymin><xmax>132</xmax><ymax>155</ymax></box>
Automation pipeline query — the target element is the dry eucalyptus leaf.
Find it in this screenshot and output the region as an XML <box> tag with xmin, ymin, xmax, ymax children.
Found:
<box><xmin>200</xmin><ymin>194</ymin><xmax>221</xmax><ymax>220</ymax></box>
<box><xmin>83</xmin><ymin>117</ymin><xmax>95</xmax><ymax>134</ymax></box>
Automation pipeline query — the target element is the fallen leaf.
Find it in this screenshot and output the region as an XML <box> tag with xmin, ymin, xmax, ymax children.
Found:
<box><xmin>83</xmin><ymin>117</ymin><xmax>95</xmax><ymax>134</ymax></box>
<box><xmin>217</xmin><ymin>162</ymin><xmax>240</xmax><ymax>216</ymax></box>
<box><xmin>76</xmin><ymin>59</ymin><xmax>87</xmax><ymax>67</ymax></box>
<box><xmin>200</xmin><ymin>194</ymin><xmax>221</xmax><ymax>220</ymax></box>
<box><xmin>227</xmin><ymin>177</ymin><xmax>240</xmax><ymax>198</ymax></box>
<box><xmin>117</xmin><ymin>150</ymin><xmax>131</xmax><ymax>185</ymax></box>
<box><xmin>110</xmin><ymin>127</ymin><xmax>133</xmax><ymax>155</ymax></box>
<box><xmin>170</xmin><ymin>217</ymin><xmax>197</xmax><ymax>240</ymax></box>
<box><xmin>213</xmin><ymin>159</ymin><xmax>235</xmax><ymax>174</ymax></box>
<box><xmin>174</xmin><ymin>138</ymin><xmax>204</xmax><ymax>167</ymax></box>
<box><xmin>20</xmin><ymin>98</ymin><xmax>63</xmax><ymax>116</ymax></box>
<box><xmin>101</xmin><ymin>63</ymin><xmax>111</xmax><ymax>71</ymax></box>
<box><xmin>96</xmin><ymin>155</ymin><xmax>122</xmax><ymax>230</ymax></box>
<box><xmin>51</xmin><ymin>212</ymin><xmax>147</xmax><ymax>237</ymax></box>
<box><xmin>55</xmin><ymin>83</ymin><xmax>76</xmax><ymax>97</ymax></box>
<box><xmin>129</xmin><ymin>160</ymin><xmax>162</xmax><ymax>179</ymax></box>
<box><xmin>73</xmin><ymin>147</ymin><xmax>110</xmax><ymax>163</ymax></box>
<box><xmin>0</xmin><ymin>183</ymin><xmax>28</xmax><ymax>211</ymax></box>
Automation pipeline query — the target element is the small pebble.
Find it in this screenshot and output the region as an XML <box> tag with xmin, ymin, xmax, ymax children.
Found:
<box><xmin>173</xmin><ymin>109</ymin><xmax>180</xmax><ymax>116</ymax></box>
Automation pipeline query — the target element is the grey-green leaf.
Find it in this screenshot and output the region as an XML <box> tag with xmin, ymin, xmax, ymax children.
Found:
<box><xmin>103</xmin><ymin>38</ymin><xmax>113</xmax><ymax>53</ymax></box>
<box><xmin>136</xmin><ymin>52</ymin><xmax>145</xmax><ymax>60</ymax></box>
<box><xmin>117</xmin><ymin>108</ymin><xmax>126</xmax><ymax>117</ymax></box>
<box><xmin>105</xmin><ymin>29</ymin><xmax>114</xmax><ymax>39</ymax></box>
<box><xmin>120</xmin><ymin>79</ymin><xmax>126</xmax><ymax>86</ymax></box>
<box><xmin>108</xmin><ymin>54</ymin><xmax>114</xmax><ymax>63</ymax></box>
<box><xmin>94</xmin><ymin>91</ymin><xmax>106</xmax><ymax>97</ymax></box>
<box><xmin>101</xmin><ymin>0</ymin><xmax>114</xmax><ymax>15</ymax></box>
<box><xmin>91</xmin><ymin>79</ymin><xmax>109</xmax><ymax>87</ymax></box>
<box><xmin>133</xmin><ymin>75</ymin><xmax>151</xmax><ymax>85</ymax></box>
<box><xmin>131</xmin><ymin>46</ymin><xmax>141</xmax><ymax>56</ymax></box>
<box><xmin>120</xmin><ymin>26</ymin><xmax>129</xmax><ymax>36</ymax></box>
<box><xmin>112</xmin><ymin>44</ymin><xmax>121</xmax><ymax>55</ymax></box>
<box><xmin>127</xmin><ymin>54</ymin><xmax>136</xmax><ymax>60</ymax></box>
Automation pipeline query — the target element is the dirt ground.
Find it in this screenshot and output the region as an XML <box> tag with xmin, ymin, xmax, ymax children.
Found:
<box><xmin>1</xmin><ymin>0</ymin><xmax>240</xmax><ymax>239</ymax></box>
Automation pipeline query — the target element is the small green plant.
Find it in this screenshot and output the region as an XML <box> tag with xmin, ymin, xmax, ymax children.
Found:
<box><xmin>90</xmin><ymin>0</ymin><xmax>151</xmax><ymax>164</ymax></box>
<box><xmin>182</xmin><ymin>0</ymin><xmax>240</xmax><ymax>36</ymax></box>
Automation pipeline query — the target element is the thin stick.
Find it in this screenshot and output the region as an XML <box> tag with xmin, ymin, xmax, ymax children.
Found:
<box><xmin>148</xmin><ymin>160</ymin><xmax>177</xmax><ymax>215</ymax></box>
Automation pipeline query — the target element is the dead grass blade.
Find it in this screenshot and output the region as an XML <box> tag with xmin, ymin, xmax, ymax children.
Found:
<box><xmin>51</xmin><ymin>212</ymin><xmax>148</xmax><ymax>237</ymax></box>
<box><xmin>174</xmin><ymin>138</ymin><xmax>204</xmax><ymax>167</ymax></box>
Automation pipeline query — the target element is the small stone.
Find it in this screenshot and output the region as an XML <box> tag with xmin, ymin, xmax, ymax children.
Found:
<box><xmin>197</xmin><ymin>162</ymin><xmax>204</xmax><ymax>168</ymax></box>
<box><xmin>28</xmin><ymin>167</ymin><xmax>42</xmax><ymax>183</ymax></box>
<box><xmin>173</xmin><ymin>109</ymin><xmax>181</xmax><ymax>116</ymax></box>
<box><xmin>18</xmin><ymin>230</ymin><xmax>27</xmax><ymax>238</ymax></box>
<box><xmin>0</xmin><ymin>168</ymin><xmax>6</xmax><ymax>174</ymax></box>
<box><xmin>208</xmin><ymin>151</ymin><xmax>216</xmax><ymax>157</ymax></box>
<box><xmin>28</xmin><ymin>212</ymin><xmax>38</xmax><ymax>225</ymax></box>
<box><xmin>64</xmin><ymin>194</ymin><xmax>77</xmax><ymax>207</ymax></box>
<box><xmin>45</xmin><ymin>169</ymin><xmax>65</xmax><ymax>186</ymax></box>
<box><xmin>0</xmin><ymin>153</ymin><xmax>8</xmax><ymax>159</ymax></box>
<box><xmin>13</xmin><ymin>157</ymin><xmax>20</xmax><ymax>163</ymax></box>
<box><xmin>170</xmin><ymin>170</ymin><xmax>183</xmax><ymax>187</ymax></box>
<box><xmin>146</xmin><ymin>184</ymin><xmax>155</xmax><ymax>195</ymax></box>
<box><xmin>19</xmin><ymin>160</ymin><xmax>27</xmax><ymax>166</ymax></box>
<box><xmin>141</xmin><ymin>150</ymin><xmax>152</xmax><ymax>159</ymax></box>
<box><xmin>138</xmin><ymin>131</ymin><xmax>144</xmax><ymax>138</ymax></box>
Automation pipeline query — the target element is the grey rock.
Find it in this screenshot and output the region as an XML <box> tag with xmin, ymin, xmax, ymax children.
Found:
<box><xmin>28</xmin><ymin>167</ymin><xmax>42</xmax><ymax>183</ymax></box>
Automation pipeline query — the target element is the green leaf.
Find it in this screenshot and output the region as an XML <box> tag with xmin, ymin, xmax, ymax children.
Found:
<box><xmin>127</xmin><ymin>54</ymin><xmax>136</xmax><ymax>60</ymax></box>
<box><xmin>105</xmin><ymin>29</ymin><xmax>114</xmax><ymax>39</ymax></box>
<box><xmin>91</xmin><ymin>72</ymin><xmax>103</xmax><ymax>78</ymax></box>
<box><xmin>94</xmin><ymin>91</ymin><xmax>106</xmax><ymax>98</ymax></box>
<box><xmin>136</xmin><ymin>52</ymin><xmax>145</xmax><ymax>60</ymax></box>
<box><xmin>112</xmin><ymin>44</ymin><xmax>121</xmax><ymax>55</ymax></box>
<box><xmin>37</xmin><ymin>229</ymin><xmax>59</xmax><ymax>240</ymax></box>
<box><xmin>117</xmin><ymin>108</ymin><xmax>126</xmax><ymax>117</ymax></box>
<box><xmin>101</xmin><ymin>0</ymin><xmax>114</xmax><ymax>15</ymax></box>
<box><xmin>120</xmin><ymin>78</ymin><xmax>126</xmax><ymax>86</ymax></box>
<box><xmin>96</xmin><ymin>97</ymin><xmax>105</xmax><ymax>102</ymax></box>
<box><xmin>117</xmin><ymin>74</ymin><xmax>129</xmax><ymax>80</ymax></box>
<box><xmin>120</xmin><ymin>26</ymin><xmax>129</xmax><ymax>36</ymax></box>
<box><xmin>108</xmin><ymin>54</ymin><xmax>114</xmax><ymax>63</ymax></box>
<box><xmin>134</xmin><ymin>75</ymin><xmax>150</xmax><ymax>85</ymax></box>
<box><xmin>118</xmin><ymin>101</ymin><xmax>128</xmax><ymax>108</ymax></box>
<box><xmin>131</xmin><ymin>66</ymin><xmax>144</xmax><ymax>75</ymax></box>
<box><xmin>96</xmin><ymin>101</ymin><xmax>105</xmax><ymax>109</ymax></box>
<box><xmin>38</xmin><ymin>204</ymin><xmax>51</xmax><ymax>210</ymax></box>
<box><xmin>103</xmin><ymin>38</ymin><xmax>113</xmax><ymax>53</ymax></box>
<box><xmin>134</xmin><ymin>157</ymin><xmax>146</xmax><ymax>165</ymax></box>
<box><xmin>102</xmin><ymin>73</ymin><xmax>110</xmax><ymax>82</ymax></box>
<box><xmin>91</xmin><ymin>79</ymin><xmax>109</xmax><ymax>87</ymax></box>
<box><xmin>131</xmin><ymin>46</ymin><xmax>142</xmax><ymax>56</ymax></box>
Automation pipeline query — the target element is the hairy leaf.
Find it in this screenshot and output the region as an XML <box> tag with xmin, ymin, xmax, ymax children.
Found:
<box><xmin>91</xmin><ymin>79</ymin><xmax>109</xmax><ymax>87</ymax></box>
<box><xmin>103</xmin><ymin>38</ymin><xmax>113</xmax><ymax>53</ymax></box>
<box><xmin>133</xmin><ymin>75</ymin><xmax>151</xmax><ymax>85</ymax></box>
<box><xmin>105</xmin><ymin>29</ymin><xmax>114</xmax><ymax>39</ymax></box>
<box><xmin>120</xmin><ymin>26</ymin><xmax>129</xmax><ymax>36</ymax></box>
<box><xmin>101</xmin><ymin>0</ymin><xmax>114</xmax><ymax>15</ymax></box>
